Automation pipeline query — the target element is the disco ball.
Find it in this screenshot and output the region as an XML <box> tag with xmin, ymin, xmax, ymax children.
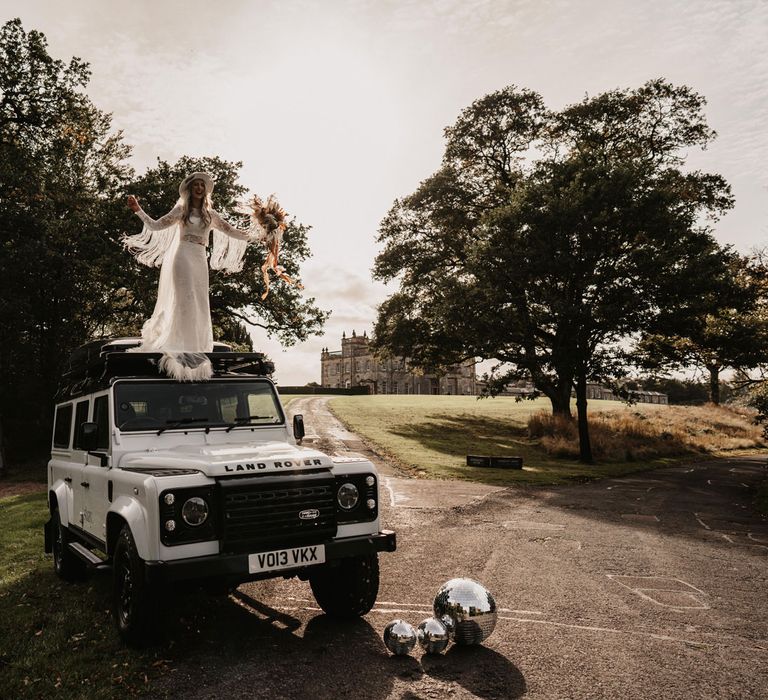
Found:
<box><xmin>433</xmin><ymin>578</ymin><xmax>498</xmax><ymax>645</ymax></box>
<box><xmin>439</xmin><ymin>613</ymin><xmax>456</xmax><ymax>640</ymax></box>
<box><xmin>383</xmin><ymin>619</ymin><xmax>417</xmax><ymax>656</ymax></box>
<box><xmin>416</xmin><ymin>617</ymin><xmax>450</xmax><ymax>654</ymax></box>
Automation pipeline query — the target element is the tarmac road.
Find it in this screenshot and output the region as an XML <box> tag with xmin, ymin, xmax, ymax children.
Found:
<box><xmin>156</xmin><ymin>397</ymin><xmax>768</xmax><ymax>699</ymax></box>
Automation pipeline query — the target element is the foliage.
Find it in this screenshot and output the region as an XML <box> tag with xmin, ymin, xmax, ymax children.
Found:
<box><xmin>0</xmin><ymin>19</ymin><xmax>329</xmax><ymax>465</ymax></box>
<box><xmin>635</xmin><ymin>254</ymin><xmax>768</xmax><ymax>404</ymax></box>
<box><xmin>373</xmin><ymin>79</ymin><xmax>734</xmax><ymax>462</ymax></box>
<box><xmin>0</xmin><ymin>18</ymin><xmax>133</xmax><ymax>462</ymax></box>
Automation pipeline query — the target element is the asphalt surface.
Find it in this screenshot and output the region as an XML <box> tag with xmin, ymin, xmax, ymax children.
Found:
<box><xmin>156</xmin><ymin>397</ymin><xmax>768</xmax><ymax>699</ymax></box>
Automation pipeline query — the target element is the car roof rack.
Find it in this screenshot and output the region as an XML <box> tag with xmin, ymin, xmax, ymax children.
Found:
<box><xmin>55</xmin><ymin>338</ymin><xmax>275</xmax><ymax>402</ymax></box>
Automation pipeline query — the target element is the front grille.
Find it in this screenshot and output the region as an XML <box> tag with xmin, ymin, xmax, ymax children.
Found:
<box><xmin>218</xmin><ymin>472</ymin><xmax>337</xmax><ymax>553</ymax></box>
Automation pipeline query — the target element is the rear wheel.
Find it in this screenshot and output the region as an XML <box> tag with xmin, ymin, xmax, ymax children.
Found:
<box><xmin>51</xmin><ymin>509</ymin><xmax>86</xmax><ymax>582</ymax></box>
<box><xmin>309</xmin><ymin>554</ymin><xmax>379</xmax><ymax>618</ymax></box>
<box><xmin>113</xmin><ymin>525</ymin><xmax>160</xmax><ymax>646</ymax></box>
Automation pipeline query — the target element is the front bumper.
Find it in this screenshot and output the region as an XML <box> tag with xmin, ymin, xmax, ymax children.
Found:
<box><xmin>144</xmin><ymin>529</ymin><xmax>396</xmax><ymax>586</ymax></box>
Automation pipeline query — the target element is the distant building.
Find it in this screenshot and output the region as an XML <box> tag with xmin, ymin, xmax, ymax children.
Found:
<box><xmin>320</xmin><ymin>330</ymin><xmax>476</xmax><ymax>395</ymax></box>
<box><xmin>586</xmin><ymin>383</ymin><xmax>668</xmax><ymax>405</ymax></box>
<box><xmin>475</xmin><ymin>380</ymin><xmax>668</xmax><ymax>404</ymax></box>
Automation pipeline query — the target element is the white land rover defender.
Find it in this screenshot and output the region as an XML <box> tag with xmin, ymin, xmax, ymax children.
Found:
<box><xmin>45</xmin><ymin>338</ymin><xmax>396</xmax><ymax>645</ymax></box>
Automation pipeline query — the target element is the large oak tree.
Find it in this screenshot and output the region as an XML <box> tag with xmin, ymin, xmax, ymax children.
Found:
<box><xmin>373</xmin><ymin>80</ymin><xmax>734</xmax><ymax>462</ymax></box>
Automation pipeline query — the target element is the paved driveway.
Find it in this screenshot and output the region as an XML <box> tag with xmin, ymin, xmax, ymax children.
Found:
<box><xmin>157</xmin><ymin>397</ymin><xmax>768</xmax><ymax>699</ymax></box>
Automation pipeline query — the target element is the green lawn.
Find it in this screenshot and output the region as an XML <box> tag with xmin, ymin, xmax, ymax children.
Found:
<box><xmin>0</xmin><ymin>492</ymin><xmax>225</xmax><ymax>698</ymax></box>
<box><xmin>327</xmin><ymin>395</ymin><xmax>725</xmax><ymax>485</ymax></box>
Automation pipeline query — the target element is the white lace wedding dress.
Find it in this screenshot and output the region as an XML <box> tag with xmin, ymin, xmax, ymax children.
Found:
<box><xmin>123</xmin><ymin>203</ymin><xmax>255</xmax><ymax>381</ymax></box>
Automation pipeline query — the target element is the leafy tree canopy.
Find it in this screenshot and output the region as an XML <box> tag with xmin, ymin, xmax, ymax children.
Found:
<box><xmin>373</xmin><ymin>79</ymin><xmax>734</xmax><ymax>462</ymax></box>
<box><xmin>635</xmin><ymin>254</ymin><xmax>768</xmax><ymax>404</ymax></box>
<box><xmin>0</xmin><ymin>19</ymin><xmax>328</xmax><ymax>464</ymax></box>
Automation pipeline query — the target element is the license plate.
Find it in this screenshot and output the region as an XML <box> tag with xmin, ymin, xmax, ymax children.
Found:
<box><xmin>248</xmin><ymin>544</ymin><xmax>326</xmax><ymax>574</ymax></box>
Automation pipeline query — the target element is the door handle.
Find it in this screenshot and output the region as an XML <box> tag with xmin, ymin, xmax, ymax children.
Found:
<box><xmin>64</xmin><ymin>477</ymin><xmax>72</xmax><ymax>483</ymax></box>
<box><xmin>80</xmin><ymin>481</ymin><xmax>90</xmax><ymax>488</ymax></box>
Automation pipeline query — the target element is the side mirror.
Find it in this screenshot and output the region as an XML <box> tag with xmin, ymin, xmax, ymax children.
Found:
<box><xmin>80</xmin><ymin>422</ymin><xmax>99</xmax><ymax>452</ymax></box>
<box><xmin>293</xmin><ymin>414</ymin><xmax>305</xmax><ymax>443</ymax></box>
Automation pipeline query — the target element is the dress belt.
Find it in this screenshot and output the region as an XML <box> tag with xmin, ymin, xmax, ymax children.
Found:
<box><xmin>181</xmin><ymin>234</ymin><xmax>206</xmax><ymax>246</ymax></box>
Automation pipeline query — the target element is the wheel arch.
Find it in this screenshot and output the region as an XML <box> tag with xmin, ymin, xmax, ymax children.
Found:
<box><xmin>107</xmin><ymin>496</ymin><xmax>150</xmax><ymax>559</ymax></box>
<box><xmin>48</xmin><ymin>483</ymin><xmax>70</xmax><ymax>525</ymax></box>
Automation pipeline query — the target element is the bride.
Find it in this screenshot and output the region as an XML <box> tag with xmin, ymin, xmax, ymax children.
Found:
<box><xmin>123</xmin><ymin>172</ymin><xmax>260</xmax><ymax>381</ymax></box>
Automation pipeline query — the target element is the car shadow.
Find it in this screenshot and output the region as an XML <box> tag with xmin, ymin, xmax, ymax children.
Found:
<box><xmin>152</xmin><ymin>590</ymin><xmax>526</xmax><ymax>699</ymax></box>
<box><xmin>420</xmin><ymin>644</ymin><xmax>527</xmax><ymax>698</ymax></box>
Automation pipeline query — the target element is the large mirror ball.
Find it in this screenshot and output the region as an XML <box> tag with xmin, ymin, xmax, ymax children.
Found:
<box><xmin>433</xmin><ymin>578</ymin><xmax>498</xmax><ymax>645</ymax></box>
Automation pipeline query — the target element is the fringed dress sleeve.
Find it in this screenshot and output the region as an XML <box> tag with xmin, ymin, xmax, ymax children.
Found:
<box><xmin>209</xmin><ymin>209</ymin><xmax>264</xmax><ymax>273</ymax></box>
<box><xmin>122</xmin><ymin>203</ymin><xmax>183</xmax><ymax>267</ymax></box>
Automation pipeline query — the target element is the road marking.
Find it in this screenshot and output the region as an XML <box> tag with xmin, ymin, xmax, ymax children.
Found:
<box><xmin>266</xmin><ymin>601</ymin><xmax>766</xmax><ymax>652</ymax></box>
<box><xmin>382</xmin><ymin>476</ymin><xmax>398</xmax><ymax>508</ymax></box>
<box><xmin>607</xmin><ymin>575</ymin><xmax>709</xmax><ymax>609</ymax></box>
<box><xmin>284</xmin><ymin>596</ymin><xmax>543</xmax><ymax>616</ymax></box>
<box><xmin>502</xmin><ymin>520</ymin><xmax>565</xmax><ymax>531</ymax></box>
<box><xmin>694</xmin><ymin>513</ymin><xmax>711</xmax><ymax>530</ymax></box>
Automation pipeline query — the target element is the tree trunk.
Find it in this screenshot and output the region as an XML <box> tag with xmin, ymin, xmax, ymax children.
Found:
<box><xmin>546</xmin><ymin>383</ymin><xmax>573</xmax><ymax>418</ymax></box>
<box><xmin>575</xmin><ymin>373</ymin><xmax>593</xmax><ymax>464</ymax></box>
<box><xmin>708</xmin><ymin>366</ymin><xmax>720</xmax><ymax>405</ymax></box>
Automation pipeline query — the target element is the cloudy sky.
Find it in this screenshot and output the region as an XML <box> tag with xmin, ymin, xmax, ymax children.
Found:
<box><xmin>5</xmin><ymin>0</ymin><xmax>768</xmax><ymax>384</ymax></box>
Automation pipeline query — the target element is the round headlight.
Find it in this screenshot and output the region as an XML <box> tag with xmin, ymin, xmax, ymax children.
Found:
<box><xmin>337</xmin><ymin>482</ymin><xmax>359</xmax><ymax>510</ymax></box>
<box><xmin>181</xmin><ymin>497</ymin><xmax>209</xmax><ymax>526</ymax></box>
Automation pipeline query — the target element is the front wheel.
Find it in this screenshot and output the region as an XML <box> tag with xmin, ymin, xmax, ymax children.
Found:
<box><xmin>51</xmin><ymin>509</ymin><xmax>86</xmax><ymax>582</ymax></box>
<box><xmin>309</xmin><ymin>554</ymin><xmax>380</xmax><ymax>618</ymax></box>
<box><xmin>113</xmin><ymin>525</ymin><xmax>160</xmax><ymax>646</ymax></box>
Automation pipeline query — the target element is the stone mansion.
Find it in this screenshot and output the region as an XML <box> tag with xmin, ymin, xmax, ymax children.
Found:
<box><xmin>320</xmin><ymin>330</ymin><xmax>476</xmax><ymax>395</ymax></box>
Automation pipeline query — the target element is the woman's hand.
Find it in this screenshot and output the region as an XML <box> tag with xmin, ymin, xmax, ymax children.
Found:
<box><xmin>127</xmin><ymin>195</ymin><xmax>140</xmax><ymax>212</ymax></box>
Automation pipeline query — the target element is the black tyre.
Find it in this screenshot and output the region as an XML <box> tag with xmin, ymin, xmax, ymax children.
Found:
<box><xmin>113</xmin><ymin>525</ymin><xmax>160</xmax><ymax>646</ymax></box>
<box><xmin>51</xmin><ymin>508</ymin><xmax>86</xmax><ymax>582</ymax></box>
<box><xmin>309</xmin><ymin>553</ymin><xmax>380</xmax><ymax>618</ymax></box>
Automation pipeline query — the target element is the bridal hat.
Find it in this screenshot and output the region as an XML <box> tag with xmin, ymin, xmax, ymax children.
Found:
<box><xmin>179</xmin><ymin>171</ymin><xmax>215</xmax><ymax>196</ymax></box>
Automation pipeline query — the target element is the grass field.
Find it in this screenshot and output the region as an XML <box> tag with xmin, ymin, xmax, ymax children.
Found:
<box><xmin>328</xmin><ymin>395</ymin><xmax>766</xmax><ymax>485</ymax></box>
<box><xmin>0</xmin><ymin>491</ymin><xmax>151</xmax><ymax>697</ymax></box>
<box><xmin>0</xmin><ymin>490</ymin><xmax>242</xmax><ymax>698</ymax></box>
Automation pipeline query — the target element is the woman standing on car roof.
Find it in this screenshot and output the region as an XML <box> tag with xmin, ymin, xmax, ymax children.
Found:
<box><xmin>124</xmin><ymin>172</ymin><xmax>264</xmax><ymax>381</ymax></box>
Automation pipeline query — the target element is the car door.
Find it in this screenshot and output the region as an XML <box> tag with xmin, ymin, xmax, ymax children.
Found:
<box><xmin>52</xmin><ymin>402</ymin><xmax>80</xmax><ymax>527</ymax></box>
<box><xmin>82</xmin><ymin>393</ymin><xmax>111</xmax><ymax>544</ymax></box>
<box><xmin>69</xmin><ymin>398</ymin><xmax>92</xmax><ymax>531</ymax></box>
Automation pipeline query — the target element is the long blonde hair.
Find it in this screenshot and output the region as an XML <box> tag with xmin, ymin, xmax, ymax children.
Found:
<box><xmin>180</xmin><ymin>182</ymin><xmax>212</xmax><ymax>226</ymax></box>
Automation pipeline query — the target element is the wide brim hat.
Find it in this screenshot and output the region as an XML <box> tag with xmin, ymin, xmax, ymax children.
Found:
<box><xmin>179</xmin><ymin>172</ymin><xmax>215</xmax><ymax>197</ymax></box>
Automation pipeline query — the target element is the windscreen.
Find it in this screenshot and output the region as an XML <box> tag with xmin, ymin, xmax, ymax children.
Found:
<box><xmin>114</xmin><ymin>380</ymin><xmax>284</xmax><ymax>432</ymax></box>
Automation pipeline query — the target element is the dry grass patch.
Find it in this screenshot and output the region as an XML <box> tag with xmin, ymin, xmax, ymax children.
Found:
<box><xmin>529</xmin><ymin>403</ymin><xmax>765</xmax><ymax>462</ymax></box>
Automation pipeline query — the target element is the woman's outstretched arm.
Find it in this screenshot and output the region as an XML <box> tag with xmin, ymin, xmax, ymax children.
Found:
<box><xmin>127</xmin><ymin>195</ymin><xmax>182</xmax><ymax>231</ymax></box>
<box><xmin>211</xmin><ymin>209</ymin><xmax>260</xmax><ymax>240</ymax></box>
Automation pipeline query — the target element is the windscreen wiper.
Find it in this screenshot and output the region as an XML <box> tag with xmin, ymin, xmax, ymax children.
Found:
<box><xmin>224</xmin><ymin>415</ymin><xmax>272</xmax><ymax>432</ymax></box>
<box><xmin>157</xmin><ymin>417</ymin><xmax>209</xmax><ymax>435</ymax></box>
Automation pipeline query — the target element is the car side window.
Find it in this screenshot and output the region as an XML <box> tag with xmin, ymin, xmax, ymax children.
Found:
<box><xmin>53</xmin><ymin>404</ymin><xmax>73</xmax><ymax>449</ymax></box>
<box><xmin>72</xmin><ymin>399</ymin><xmax>90</xmax><ymax>450</ymax></box>
<box><xmin>94</xmin><ymin>396</ymin><xmax>109</xmax><ymax>451</ymax></box>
